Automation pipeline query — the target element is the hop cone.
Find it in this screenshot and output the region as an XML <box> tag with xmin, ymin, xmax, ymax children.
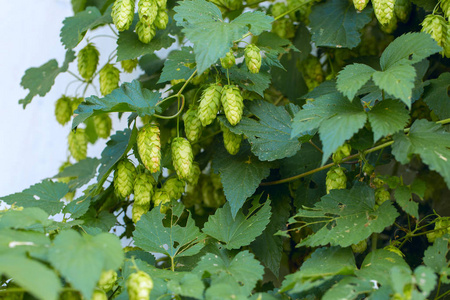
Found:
<box><xmin>92</xmin><ymin>290</ymin><xmax>107</xmax><ymax>300</ymax></box>
<box><xmin>77</xmin><ymin>43</ymin><xmax>99</xmax><ymax>81</ymax></box>
<box><xmin>244</xmin><ymin>44</ymin><xmax>262</xmax><ymax>74</ymax></box>
<box><xmin>153</xmin><ymin>189</ymin><xmax>171</xmax><ymax>213</ymax></box>
<box><xmin>55</xmin><ymin>95</ymin><xmax>73</xmax><ymax>125</ymax></box>
<box><xmin>156</xmin><ymin>0</ymin><xmax>167</xmax><ymax>8</ymax></box>
<box><xmin>137</xmin><ymin>122</ymin><xmax>161</xmax><ymax>173</ymax></box>
<box><xmin>394</xmin><ymin>0</ymin><xmax>411</xmax><ymax>22</ymax></box>
<box><xmin>301</xmin><ymin>55</ymin><xmax>324</xmax><ymax>91</ymax></box>
<box><xmin>94</xmin><ymin>114</ymin><xmax>112</xmax><ymax>139</ymax></box>
<box><xmin>271</xmin><ymin>2</ymin><xmax>287</xmax><ymax>17</ymax></box>
<box><xmin>121</xmin><ymin>59</ymin><xmax>139</xmax><ymax>73</ymax></box>
<box><xmin>221</xmin><ymin>123</ymin><xmax>242</xmax><ymax>155</ymax></box>
<box><xmin>372</xmin><ymin>0</ymin><xmax>396</xmax><ymax>25</ymax></box>
<box><xmin>198</xmin><ymin>84</ymin><xmax>222</xmax><ymax>126</ymax></box>
<box><xmin>272</xmin><ymin>19</ymin><xmax>295</xmax><ymax>39</ymax></box>
<box><xmin>353</xmin><ymin>0</ymin><xmax>369</xmax><ymax>11</ymax></box>
<box><xmin>138</xmin><ymin>0</ymin><xmax>157</xmax><ymax>25</ymax></box>
<box><xmin>126</xmin><ymin>271</ymin><xmax>153</xmax><ymax>300</ymax></box>
<box><xmin>183</xmin><ymin>106</ymin><xmax>203</xmax><ymax>143</ymax></box>
<box><xmin>162</xmin><ymin>177</ymin><xmax>185</xmax><ymax>200</ymax></box>
<box><xmin>132</xmin><ymin>203</ymin><xmax>149</xmax><ymax>223</ymax></box>
<box><xmin>332</xmin><ymin>143</ymin><xmax>351</xmax><ymax>164</ymax></box>
<box><xmin>186</xmin><ymin>162</ymin><xmax>201</xmax><ymax>186</ymax></box>
<box><xmin>135</xmin><ymin>21</ymin><xmax>156</xmax><ymax>44</ymax></box>
<box><xmin>287</xmin><ymin>0</ymin><xmax>312</xmax><ymax>23</ymax></box>
<box><xmin>99</xmin><ymin>64</ymin><xmax>120</xmax><ymax>96</ymax></box>
<box><xmin>325</xmin><ymin>166</ymin><xmax>347</xmax><ymax>194</ymax></box>
<box><xmin>68</xmin><ymin>129</ymin><xmax>88</xmax><ymax>161</ymax></box>
<box><xmin>112</xmin><ymin>0</ymin><xmax>135</xmax><ymax>31</ymax></box>
<box><xmin>71</xmin><ymin>97</ymin><xmax>84</xmax><ymax>112</ymax></box>
<box><xmin>421</xmin><ymin>15</ymin><xmax>447</xmax><ymax>48</ymax></box>
<box><xmin>98</xmin><ymin>270</ymin><xmax>118</xmax><ymax>292</ymax></box>
<box><xmin>380</xmin><ymin>15</ymin><xmax>398</xmax><ymax>33</ymax></box>
<box><xmin>134</xmin><ymin>173</ymin><xmax>154</xmax><ymax>205</ymax></box>
<box><xmin>172</xmin><ymin>137</ymin><xmax>193</xmax><ymax>180</ymax></box>
<box><xmin>351</xmin><ymin>239</ymin><xmax>367</xmax><ymax>254</ymax></box>
<box><xmin>58</xmin><ymin>161</ymin><xmax>76</xmax><ymax>201</ymax></box>
<box><xmin>154</xmin><ymin>9</ymin><xmax>169</xmax><ymax>30</ymax></box>
<box><xmin>114</xmin><ymin>159</ymin><xmax>136</xmax><ymax>198</ymax></box>
<box><xmin>375</xmin><ymin>188</ymin><xmax>390</xmax><ymax>205</ymax></box>
<box><xmin>220</xmin><ymin>51</ymin><xmax>235</xmax><ymax>69</ymax></box>
<box><xmin>221</xmin><ymin>85</ymin><xmax>244</xmax><ymax>126</ymax></box>
<box><xmin>442</xmin><ymin>0</ymin><xmax>450</xmax><ymax>19</ymax></box>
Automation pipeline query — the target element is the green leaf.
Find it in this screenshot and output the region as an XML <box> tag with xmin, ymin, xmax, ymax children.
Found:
<box><xmin>80</xmin><ymin>210</ymin><xmax>116</xmax><ymax>231</ymax></box>
<box><xmin>174</xmin><ymin>0</ymin><xmax>273</xmax><ymax>73</ymax></box>
<box><xmin>336</xmin><ymin>63</ymin><xmax>376</xmax><ymax>100</ymax></box>
<box><xmin>205</xmin><ymin>283</ymin><xmax>248</xmax><ymax>300</ymax></box>
<box><xmin>19</xmin><ymin>50</ymin><xmax>76</xmax><ymax>108</ymax></box>
<box><xmin>53</xmin><ymin>158</ymin><xmax>100</xmax><ymax>191</ymax></box>
<box><xmin>380</xmin><ymin>32</ymin><xmax>442</xmax><ymax>70</ymax></box>
<box><xmin>411</xmin><ymin>0</ymin><xmax>438</xmax><ymax>10</ymax></box>
<box><xmin>167</xmin><ymin>273</ymin><xmax>205</xmax><ymax>299</ymax></box>
<box><xmin>423</xmin><ymin>72</ymin><xmax>450</xmax><ymax>120</ymax></box>
<box><xmin>60</xmin><ymin>6</ymin><xmax>112</xmax><ymax>49</ymax></box>
<box><xmin>392</xmin><ymin>119</ymin><xmax>450</xmax><ymax>187</ymax></box>
<box><xmin>309</xmin><ymin>0</ymin><xmax>372</xmax><ymax>49</ymax></box>
<box><xmin>414</xmin><ymin>265</ymin><xmax>437</xmax><ymax>296</ymax></box>
<box><xmin>227</xmin><ymin>64</ymin><xmax>271</xmax><ymax>96</ymax></box>
<box><xmin>295</xmin><ymin>184</ymin><xmax>399</xmax><ymax>247</ymax></box>
<box><xmin>63</xmin><ymin>196</ymin><xmax>92</xmax><ymax>218</ymax></box>
<box><xmin>73</xmin><ymin>80</ymin><xmax>161</xmax><ymax>128</ymax></box>
<box><xmin>372</xmin><ymin>64</ymin><xmax>416</xmax><ymax>107</ymax></box>
<box><xmin>212</xmin><ymin>142</ymin><xmax>271</xmax><ymax>217</ymax></box>
<box><xmin>158</xmin><ymin>47</ymin><xmax>196</xmax><ymax>83</ymax></box>
<box><xmin>423</xmin><ymin>237</ymin><xmax>449</xmax><ymax>273</ymax></box>
<box><xmin>0</xmin><ymin>229</ymin><xmax>51</xmax><ymax>258</ymax></box>
<box><xmin>367</xmin><ymin>99</ymin><xmax>410</xmax><ymax>142</ymax></box>
<box><xmin>394</xmin><ymin>185</ymin><xmax>420</xmax><ymax>219</ymax></box>
<box><xmin>0</xmin><ymin>180</ymin><xmax>68</xmax><ymax>215</ymax></box>
<box><xmin>48</xmin><ymin>230</ymin><xmax>124</xmax><ymax>300</ymax></box>
<box><xmin>220</xmin><ymin>100</ymin><xmax>301</xmax><ymax>161</ymax></box>
<box><xmin>0</xmin><ymin>207</ymin><xmax>51</xmax><ymax>230</ymax></box>
<box><xmin>133</xmin><ymin>203</ymin><xmax>206</xmax><ymax>258</ymax></box>
<box><xmin>194</xmin><ymin>250</ymin><xmax>264</xmax><ymax>296</ymax></box>
<box><xmin>0</xmin><ymin>254</ymin><xmax>61</xmax><ymax>300</ymax></box>
<box><xmin>322</xmin><ymin>277</ymin><xmax>375</xmax><ymax>300</ymax></box>
<box><xmin>202</xmin><ymin>200</ymin><xmax>271</xmax><ymax>249</ymax></box>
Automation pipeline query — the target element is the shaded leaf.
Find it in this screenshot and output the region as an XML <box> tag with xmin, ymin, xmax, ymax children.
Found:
<box><xmin>158</xmin><ymin>47</ymin><xmax>196</xmax><ymax>83</ymax></box>
<box><xmin>423</xmin><ymin>236</ymin><xmax>449</xmax><ymax>274</ymax></box>
<box><xmin>167</xmin><ymin>273</ymin><xmax>204</xmax><ymax>299</ymax></box>
<box><xmin>367</xmin><ymin>99</ymin><xmax>410</xmax><ymax>142</ymax></box>
<box><xmin>53</xmin><ymin>157</ymin><xmax>100</xmax><ymax>191</ymax></box>
<box><xmin>0</xmin><ymin>207</ymin><xmax>51</xmax><ymax>230</ymax></box>
<box><xmin>227</xmin><ymin>65</ymin><xmax>271</xmax><ymax>96</ymax></box>
<box><xmin>423</xmin><ymin>72</ymin><xmax>450</xmax><ymax>120</ymax></box>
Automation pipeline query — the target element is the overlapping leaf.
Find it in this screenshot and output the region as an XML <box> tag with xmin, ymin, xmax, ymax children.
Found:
<box><xmin>53</xmin><ymin>157</ymin><xmax>99</xmax><ymax>191</ymax></box>
<box><xmin>423</xmin><ymin>72</ymin><xmax>450</xmax><ymax>119</ymax></box>
<box><xmin>227</xmin><ymin>65</ymin><xmax>271</xmax><ymax>96</ymax></box>
<box><xmin>367</xmin><ymin>99</ymin><xmax>410</xmax><ymax>142</ymax></box>
<box><xmin>158</xmin><ymin>47</ymin><xmax>196</xmax><ymax>83</ymax></box>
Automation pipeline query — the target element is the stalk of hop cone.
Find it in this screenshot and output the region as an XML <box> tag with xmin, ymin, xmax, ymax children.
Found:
<box><xmin>162</xmin><ymin>178</ymin><xmax>185</xmax><ymax>200</ymax></box>
<box><xmin>221</xmin><ymin>85</ymin><xmax>244</xmax><ymax>126</ymax></box>
<box><xmin>121</xmin><ymin>59</ymin><xmax>139</xmax><ymax>73</ymax></box>
<box><xmin>94</xmin><ymin>114</ymin><xmax>112</xmax><ymax>139</ymax></box>
<box><xmin>55</xmin><ymin>96</ymin><xmax>73</xmax><ymax>125</ymax></box>
<box><xmin>77</xmin><ymin>43</ymin><xmax>99</xmax><ymax>81</ymax></box>
<box><xmin>68</xmin><ymin>129</ymin><xmax>88</xmax><ymax>161</ymax></box>
<box><xmin>220</xmin><ymin>51</ymin><xmax>235</xmax><ymax>69</ymax></box>
<box><xmin>114</xmin><ymin>159</ymin><xmax>136</xmax><ymax>198</ymax></box>
<box><xmin>372</xmin><ymin>0</ymin><xmax>396</xmax><ymax>26</ymax></box>
<box><xmin>244</xmin><ymin>44</ymin><xmax>262</xmax><ymax>74</ymax></box>
<box><xmin>183</xmin><ymin>106</ymin><xmax>203</xmax><ymax>143</ymax></box>
<box><xmin>132</xmin><ymin>203</ymin><xmax>149</xmax><ymax>223</ymax></box>
<box><xmin>133</xmin><ymin>173</ymin><xmax>154</xmax><ymax>206</ymax></box>
<box><xmin>198</xmin><ymin>84</ymin><xmax>222</xmax><ymax>126</ymax></box>
<box><xmin>394</xmin><ymin>0</ymin><xmax>411</xmax><ymax>23</ymax></box>
<box><xmin>353</xmin><ymin>0</ymin><xmax>369</xmax><ymax>11</ymax></box>
<box><xmin>112</xmin><ymin>0</ymin><xmax>135</xmax><ymax>31</ymax></box>
<box><xmin>135</xmin><ymin>21</ymin><xmax>156</xmax><ymax>44</ymax></box>
<box><xmin>325</xmin><ymin>166</ymin><xmax>347</xmax><ymax>194</ymax></box>
<box><xmin>171</xmin><ymin>137</ymin><xmax>193</xmax><ymax>180</ymax></box>
<box><xmin>138</xmin><ymin>0</ymin><xmax>157</xmax><ymax>25</ymax></box>
<box><xmin>137</xmin><ymin>122</ymin><xmax>161</xmax><ymax>173</ymax></box>
<box><xmin>99</xmin><ymin>64</ymin><xmax>120</xmax><ymax>96</ymax></box>
<box><xmin>421</xmin><ymin>15</ymin><xmax>447</xmax><ymax>49</ymax></box>
<box><xmin>221</xmin><ymin>123</ymin><xmax>242</xmax><ymax>155</ymax></box>
<box><xmin>154</xmin><ymin>9</ymin><xmax>169</xmax><ymax>29</ymax></box>
<box><xmin>97</xmin><ymin>270</ymin><xmax>118</xmax><ymax>292</ymax></box>
<box><xmin>126</xmin><ymin>271</ymin><xmax>153</xmax><ymax>300</ymax></box>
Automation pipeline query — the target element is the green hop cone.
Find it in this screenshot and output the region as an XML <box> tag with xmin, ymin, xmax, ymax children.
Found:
<box><xmin>362</xmin><ymin>163</ymin><xmax>374</xmax><ymax>176</ymax></box>
<box><xmin>156</xmin><ymin>0</ymin><xmax>166</xmax><ymax>8</ymax></box>
<box><xmin>68</xmin><ymin>128</ymin><xmax>88</xmax><ymax>161</ymax></box>
<box><xmin>372</xmin><ymin>0</ymin><xmax>396</xmax><ymax>25</ymax></box>
<box><xmin>442</xmin><ymin>0</ymin><xmax>450</xmax><ymax>19</ymax></box>
<box><xmin>137</xmin><ymin>122</ymin><xmax>161</xmax><ymax>173</ymax></box>
<box><xmin>198</xmin><ymin>84</ymin><xmax>222</xmax><ymax>126</ymax></box>
<box><xmin>375</xmin><ymin>188</ymin><xmax>390</xmax><ymax>205</ymax></box>
<box><xmin>138</xmin><ymin>0</ymin><xmax>157</xmax><ymax>25</ymax></box>
<box><xmin>132</xmin><ymin>203</ymin><xmax>149</xmax><ymax>223</ymax></box>
<box><xmin>121</xmin><ymin>59</ymin><xmax>139</xmax><ymax>73</ymax></box>
<box><xmin>94</xmin><ymin>114</ymin><xmax>112</xmax><ymax>139</ymax></box>
<box><xmin>77</xmin><ymin>43</ymin><xmax>99</xmax><ymax>81</ymax></box>
<box><xmin>97</xmin><ymin>270</ymin><xmax>118</xmax><ymax>292</ymax></box>
<box><xmin>220</xmin><ymin>51</ymin><xmax>235</xmax><ymax>69</ymax></box>
<box><xmin>58</xmin><ymin>161</ymin><xmax>76</xmax><ymax>201</ymax></box>
<box><xmin>183</xmin><ymin>106</ymin><xmax>203</xmax><ymax>143</ymax></box>
<box><xmin>421</xmin><ymin>15</ymin><xmax>447</xmax><ymax>49</ymax></box>
<box><xmin>300</xmin><ymin>54</ymin><xmax>324</xmax><ymax>91</ymax></box>
<box><xmin>112</xmin><ymin>0</ymin><xmax>135</xmax><ymax>31</ymax></box>
<box><xmin>153</xmin><ymin>189</ymin><xmax>171</xmax><ymax>213</ymax></box>
<box><xmin>325</xmin><ymin>166</ymin><xmax>347</xmax><ymax>194</ymax></box>
<box><xmin>135</xmin><ymin>21</ymin><xmax>156</xmax><ymax>44</ymax></box>
<box><xmin>271</xmin><ymin>2</ymin><xmax>287</xmax><ymax>17</ymax></box>
<box><xmin>287</xmin><ymin>0</ymin><xmax>312</xmax><ymax>23</ymax></box>
<box><xmin>186</xmin><ymin>162</ymin><xmax>201</xmax><ymax>186</ymax></box>
<box><xmin>271</xmin><ymin>18</ymin><xmax>295</xmax><ymax>39</ymax></box>
<box><xmin>126</xmin><ymin>271</ymin><xmax>153</xmax><ymax>300</ymax></box>
<box><xmin>171</xmin><ymin>137</ymin><xmax>194</xmax><ymax>180</ymax></box>
<box><xmin>114</xmin><ymin>159</ymin><xmax>137</xmax><ymax>198</ymax></box>
<box><xmin>55</xmin><ymin>95</ymin><xmax>73</xmax><ymax>125</ymax></box>
<box><xmin>221</xmin><ymin>123</ymin><xmax>242</xmax><ymax>155</ymax></box>
<box><xmin>99</xmin><ymin>64</ymin><xmax>120</xmax><ymax>96</ymax></box>
<box><xmin>244</xmin><ymin>44</ymin><xmax>262</xmax><ymax>74</ymax></box>
<box><xmin>71</xmin><ymin>97</ymin><xmax>84</xmax><ymax>112</ymax></box>
<box><xmin>332</xmin><ymin>143</ymin><xmax>351</xmax><ymax>164</ymax></box>
<box><xmin>353</xmin><ymin>0</ymin><xmax>369</xmax><ymax>11</ymax></box>
<box><xmin>380</xmin><ymin>15</ymin><xmax>398</xmax><ymax>33</ymax></box>
<box><xmin>394</xmin><ymin>0</ymin><xmax>411</xmax><ymax>23</ymax></box>
<box><xmin>427</xmin><ymin>217</ymin><xmax>450</xmax><ymax>243</ymax></box>
<box><xmin>221</xmin><ymin>85</ymin><xmax>244</xmax><ymax>126</ymax></box>
<box><xmin>351</xmin><ymin>239</ymin><xmax>367</xmax><ymax>254</ymax></box>
<box><xmin>60</xmin><ymin>291</ymin><xmax>82</xmax><ymax>300</ymax></box>
<box><xmin>133</xmin><ymin>173</ymin><xmax>155</xmax><ymax>206</ymax></box>
<box><xmin>162</xmin><ymin>178</ymin><xmax>185</xmax><ymax>200</ymax></box>
<box><xmin>154</xmin><ymin>9</ymin><xmax>169</xmax><ymax>30</ymax></box>
<box><xmin>91</xmin><ymin>290</ymin><xmax>108</xmax><ymax>300</ymax></box>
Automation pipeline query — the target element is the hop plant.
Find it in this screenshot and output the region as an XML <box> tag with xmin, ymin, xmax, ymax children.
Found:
<box><xmin>186</xmin><ymin>162</ymin><xmax>201</xmax><ymax>186</ymax></box>
<box><xmin>126</xmin><ymin>271</ymin><xmax>153</xmax><ymax>300</ymax></box>
<box><xmin>172</xmin><ymin>137</ymin><xmax>194</xmax><ymax>180</ymax></box>
<box><xmin>375</xmin><ymin>187</ymin><xmax>390</xmax><ymax>205</ymax></box>
<box><xmin>94</xmin><ymin>114</ymin><xmax>112</xmax><ymax>139</ymax></box>
<box><xmin>271</xmin><ymin>19</ymin><xmax>295</xmax><ymax>39</ymax></box>
<box><xmin>353</xmin><ymin>0</ymin><xmax>369</xmax><ymax>11</ymax></box>
<box><xmin>332</xmin><ymin>143</ymin><xmax>351</xmax><ymax>164</ymax></box>
<box><xmin>372</xmin><ymin>0</ymin><xmax>396</xmax><ymax>26</ymax></box>
<box><xmin>121</xmin><ymin>59</ymin><xmax>139</xmax><ymax>73</ymax></box>
<box><xmin>198</xmin><ymin>84</ymin><xmax>222</xmax><ymax>126</ymax></box>
<box><xmin>244</xmin><ymin>44</ymin><xmax>262</xmax><ymax>74</ymax></box>
<box><xmin>394</xmin><ymin>0</ymin><xmax>411</xmax><ymax>23</ymax></box>
<box><xmin>135</xmin><ymin>21</ymin><xmax>156</xmax><ymax>44</ymax></box>
<box><xmin>153</xmin><ymin>189</ymin><xmax>171</xmax><ymax>213</ymax></box>
<box><xmin>351</xmin><ymin>239</ymin><xmax>367</xmax><ymax>254</ymax></box>
<box><xmin>287</xmin><ymin>0</ymin><xmax>313</xmax><ymax>23</ymax></box>
<box><xmin>421</xmin><ymin>15</ymin><xmax>447</xmax><ymax>50</ymax></box>
<box><xmin>77</xmin><ymin>43</ymin><xmax>99</xmax><ymax>81</ymax></box>
<box><xmin>137</xmin><ymin>122</ymin><xmax>161</xmax><ymax>173</ymax></box>
<box><xmin>92</xmin><ymin>290</ymin><xmax>108</xmax><ymax>300</ymax></box>
<box><xmin>221</xmin><ymin>123</ymin><xmax>242</xmax><ymax>155</ymax></box>
<box><xmin>325</xmin><ymin>166</ymin><xmax>347</xmax><ymax>194</ymax></box>
<box><xmin>133</xmin><ymin>173</ymin><xmax>154</xmax><ymax>206</ymax></box>
<box><xmin>112</xmin><ymin>0</ymin><xmax>136</xmax><ymax>31</ymax></box>
<box><xmin>138</xmin><ymin>0</ymin><xmax>157</xmax><ymax>25</ymax></box>
<box><xmin>183</xmin><ymin>106</ymin><xmax>203</xmax><ymax>143</ymax></box>
<box><xmin>132</xmin><ymin>203</ymin><xmax>149</xmax><ymax>223</ymax></box>
<box><xmin>55</xmin><ymin>95</ymin><xmax>73</xmax><ymax>125</ymax></box>
<box><xmin>68</xmin><ymin>129</ymin><xmax>88</xmax><ymax>161</ymax></box>
<box><xmin>99</xmin><ymin>64</ymin><xmax>120</xmax><ymax>96</ymax></box>
<box><xmin>114</xmin><ymin>159</ymin><xmax>137</xmax><ymax>198</ymax></box>
<box><xmin>220</xmin><ymin>51</ymin><xmax>235</xmax><ymax>69</ymax></box>
<box><xmin>162</xmin><ymin>178</ymin><xmax>185</xmax><ymax>200</ymax></box>
<box><xmin>442</xmin><ymin>0</ymin><xmax>450</xmax><ymax>19</ymax></box>
<box><xmin>271</xmin><ymin>2</ymin><xmax>287</xmax><ymax>17</ymax></box>
<box><xmin>427</xmin><ymin>217</ymin><xmax>450</xmax><ymax>243</ymax></box>
<box><xmin>154</xmin><ymin>9</ymin><xmax>169</xmax><ymax>30</ymax></box>
<box><xmin>221</xmin><ymin>85</ymin><xmax>244</xmax><ymax>126</ymax></box>
<box><xmin>97</xmin><ymin>270</ymin><xmax>118</xmax><ymax>292</ymax></box>
<box><xmin>156</xmin><ymin>0</ymin><xmax>167</xmax><ymax>8</ymax></box>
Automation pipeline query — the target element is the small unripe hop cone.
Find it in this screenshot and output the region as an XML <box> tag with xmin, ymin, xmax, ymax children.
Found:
<box><xmin>325</xmin><ymin>166</ymin><xmax>347</xmax><ymax>194</ymax></box>
<box><xmin>171</xmin><ymin>137</ymin><xmax>194</xmax><ymax>180</ymax></box>
<box><xmin>121</xmin><ymin>59</ymin><xmax>139</xmax><ymax>73</ymax></box>
<box><xmin>137</xmin><ymin>122</ymin><xmax>161</xmax><ymax>173</ymax></box>
<box><xmin>114</xmin><ymin>159</ymin><xmax>137</xmax><ymax>198</ymax></box>
<box><xmin>99</xmin><ymin>64</ymin><xmax>120</xmax><ymax>96</ymax></box>
<box><xmin>77</xmin><ymin>43</ymin><xmax>99</xmax><ymax>81</ymax></box>
<box><xmin>198</xmin><ymin>84</ymin><xmax>222</xmax><ymax>126</ymax></box>
<box><xmin>55</xmin><ymin>95</ymin><xmax>73</xmax><ymax>125</ymax></box>
<box><xmin>97</xmin><ymin>270</ymin><xmax>118</xmax><ymax>292</ymax></box>
<box><xmin>220</xmin><ymin>51</ymin><xmax>235</xmax><ymax>69</ymax></box>
<box><xmin>132</xmin><ymin>203</ymin><xmax>149</xmax><ymax>223</ymax></box>
<box><xmin>244</xmin><ymin>44</ymin><xmax>262</xmax><ymax>74</ymax></box>
<box><xmin>221</xmin><ymin>85</ymin><xmax>244</xmax><ymax>126</ymax></box>
<box><xmin>126</xmin><ymin>271</ymin><xmax>153</xmax><ymax>300</ymax></box>
<box><xmin>112</xmin><ymin>0</ymin><xmax>136</xmax><ymax>31</ymax></box>
<box><xmin>394</xmin><ymin>0</ymin><xmax>411</xmax><ymax>23</ymax></box>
